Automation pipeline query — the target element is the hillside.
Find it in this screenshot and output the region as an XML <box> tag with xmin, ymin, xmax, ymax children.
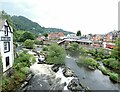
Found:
<box><xmin>11</xmin><ymin>16</ymin><xmax>74</xmax><ymax>35</ymax></box>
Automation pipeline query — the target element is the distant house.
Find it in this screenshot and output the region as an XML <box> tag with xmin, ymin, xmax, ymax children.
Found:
<box><xmin>0</xmin><ymin>19</ymin><xmax>14</xmax><ymax>73</ymax></box>
<box><xmin>91</xmin><ymin>34</ymin><xmax>102</xmax><ymax>41</ymax></box>
<box><xmin>117</xmin><ymin>31</ymin><xmax>120</xmax><ymax>38</ymax></box>
<box><xmin>48</xmin><ymin>32</ymin><xmax>64</xmax><ymax>40</ymax></box>
<box><xmin>105</xmin><ymin>30</ymin><xmax>120</xmax><ymax>42</ymax></box>
<box><xmin>36</xmin><ymin>36</ymin><xmax>45</xmax><ymax>41</ymax></box>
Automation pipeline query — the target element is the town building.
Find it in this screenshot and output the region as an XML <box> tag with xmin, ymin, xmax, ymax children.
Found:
<box><xmin>0</xmin><ymin>19</ymin><xmax>14</xmax><ymax>73</ymax></box>
<box><xmin>105</xmin><ymin>30</ymin><xmax>120</xmax><ymax>42</ymax></box>
<box><xmin>48</xmin><ymin>32</ymin><xmax>64</xmax><ymax>40</ymax></box>
<box><xmin>36</xmin><ymin>36</ymin><xmax>45</xmax><ymax>41</ymax></box>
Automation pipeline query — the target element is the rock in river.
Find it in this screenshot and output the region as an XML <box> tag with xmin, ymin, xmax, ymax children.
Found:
<box><xmin>67</xmin><ymin>78</ymin><xmax>83</xmax><ymax>91</ymax></box>
<box><xmin>63</xmin><ymin>67</ymin><xmax>74</xmax><ymax>77</ymax></box>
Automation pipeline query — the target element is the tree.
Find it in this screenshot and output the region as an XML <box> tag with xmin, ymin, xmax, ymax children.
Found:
<box><xmin>19</xmin><ymin>32</ymin><xmax>35</xmax><ymax>42</ymax></box>
<box><xmin>47</xmin><ymin>44</ymin><xmax>66</xmax><ymax>64</ymax></box>
<box><xmin>69</xmin><ymin>42</ymin><xmax>79</xmax><ymax>52</ymax></box>
<box><xmin>76</xmin><ymin>30</ymin><xmax>81</xmax><ymax>36</ymax></box>
<box><xmin>23</xmin><ymin>39</ymin><xmax>34</xmax><ymax>49</ymax></box>
<box><xmin>43</xmin><ymin>33</ymin><xmax>48</xmax><ymax>38</ymax></box>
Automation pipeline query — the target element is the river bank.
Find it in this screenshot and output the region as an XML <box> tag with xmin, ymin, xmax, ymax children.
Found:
<box><xmin>65</xmin><ymin>55</ymin><xmax>119</xmax><ymax>90</ymax></box>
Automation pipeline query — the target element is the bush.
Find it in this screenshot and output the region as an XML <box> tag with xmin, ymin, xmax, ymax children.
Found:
<box><xmin>78</xmin><ymin>57</ymin><xmax>98</xmax><ymax>69</ymax></box>
<box><xmin>79</xmin><ymin>46</ymin><xmax>88</xmax><ymax>56</ymax></box>
<box><xmin>34</xmin><ymin>40</ymin><xmax>43</xmax><ymax>45</ymax></box>
<box><xmin>109</xmin><ymin>73</ymin><xmax>119</xmax><ymax>82</ymax></box>
<box><xmin>23</xmin><ymin>39</ymin><xmax>34</xmax><ymax>49</ymax></box>
<box><xmin>98</xmin><ymin>66</ymin><xmax>110</xmax><ymax>75</ymax></box>
<box><xmin>111</xmin><ymin>38</ymin><xmax>120</xmax><ymax>61</ymax></box>
<box><xmin>47</xmin><ymin>44</ymin><xmax>66</xmax><ymax>64</ymax></box>
<box><xmin>69</xmin><ymin>42</ymin><xmax>79</xmax><ymax>52</ymax></box>
<box><xmin>102</xmin><ymin>58</ymin><xmax>119</xmax><ymax>70</ymax></box>
<box><xmin>2</xmin><ymin>70</ymin><xmax>26</xmax><ymax>92</ymax></box>
<box><xmin>42</xmin><ymin>46</ymin><xmax>48</xmax><ymax>51</ymax></box>
<box><xmin>19</xmin><ymin>31</ymin><xmax>35</xmax><ymax>42</ymax></box>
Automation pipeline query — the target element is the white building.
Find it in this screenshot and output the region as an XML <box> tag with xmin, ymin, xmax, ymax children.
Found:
<box><xmin>0</xmin><ymin>19</ymin><xmax>14</xmax><ymax>73</ymax></box>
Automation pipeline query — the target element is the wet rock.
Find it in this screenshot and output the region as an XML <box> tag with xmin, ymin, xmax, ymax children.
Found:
<box><xmin>26</xmin><ymin>74</ymin><xmax>33</xmax><ymax>81</ymax></box>
<box><xmin>50</xmin><ymin>82</ymin><xmax>65</xmax><ymax>90</ymax></box>
<box><xmin>67</xmin><ymin>78</ymin><xmax>83</xmax><ymax>91</ymax></box>
<box><xmin>51</xmin><ymin>64</ymin><xmax>60</xmax><ymax>72</ymax></box>
<box><xmin>63</xmin><ymin>67</ymin><xmax>74</xmax><ymax>77</ymax></box>
<box><xmin>20</xmin><ymin>81</ymin><xmax>28</xmax><ymax>89</ymax></box>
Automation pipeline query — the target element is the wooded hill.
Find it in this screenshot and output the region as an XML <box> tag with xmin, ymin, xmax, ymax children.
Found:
<box><xmin>11</xmin><ymin>15</ymin><xmax>74</xmax><ymax>35</ymax></box>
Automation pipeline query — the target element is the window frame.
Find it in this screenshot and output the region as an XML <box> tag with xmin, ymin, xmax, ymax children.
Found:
<box><xmin>6</xmin><ymin>56</ymin><xmax>9</xmax><ymax>67</ymax></box>
<box><xmin>4</xmin><ymin>25</ymin><xmax>8</xmax><ymax>36</ymax></box>
<box><xmin>4</xmin><ymin>42</ymin><xmax>10</xmax><ymax>53</ymax></box>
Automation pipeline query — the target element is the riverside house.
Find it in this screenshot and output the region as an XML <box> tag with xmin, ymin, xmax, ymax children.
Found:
<box><xmin>0</xmin><ymin>19</ymin><xmax>14</xmax><ymax>73</ymax></box>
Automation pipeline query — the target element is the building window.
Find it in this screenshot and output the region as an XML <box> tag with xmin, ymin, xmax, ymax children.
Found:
<box><xmin>6</xmin><ymin>56</ymin><xmax>9</xmax><ymax>67</ymax></box>
<box><xmin>4</xmin><ymin>42</ymin><xmax>10</xmax><ymax>53</ymax></box>
<box><xmin>4</xmin><ymin>26</ymin><xmax>8</xmax><ymax>36</ymax></box>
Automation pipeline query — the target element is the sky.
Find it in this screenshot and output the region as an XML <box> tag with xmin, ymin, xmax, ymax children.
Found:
<box><xmin>0</xmin><ymin>0</ymin><xmax>119</xmax><ymax>35</ymax></box>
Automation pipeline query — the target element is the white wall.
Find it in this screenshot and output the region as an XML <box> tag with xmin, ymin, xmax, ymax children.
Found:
<box><xmin>0</xmin><ymin>21</ymin><xmax>14</xmax><ymax>72</ymax></box>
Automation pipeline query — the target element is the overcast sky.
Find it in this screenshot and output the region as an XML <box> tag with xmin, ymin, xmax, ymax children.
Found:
<box><xmin>0</xmin><ymin>0</ymin><xmax>119</xmax><ymax>35</ymax></box>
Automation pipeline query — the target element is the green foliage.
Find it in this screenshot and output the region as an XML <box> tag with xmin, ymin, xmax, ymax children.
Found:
<box><xmin>88</xmin><ymin>49</ymin><xmax>96</xmax><ymax>56</ymax></box>
<box><xmin>109</xmin><ymin>73</ymin><xmax>119</xmax><ymax>82</ymax></box>
<box><xmin>69</xmin><ymin>42</ymin><xmax>79</xmax><ymax>52</ymax></box>
<box><xmin>97</xmin><ymin>48</ymin><xmax>106</xmax><ymax>59</ymax></box>
<box><xmin>78</xmin><ymin>57</ymin><xmax>98</xmax><ymax>69</ymax></box>
<box><xmin>47</xmin><ymin>44</ymin><xmax>66</xmax><ymax>64</ymax></box>
<box><xmin>76</xmin><ymin>30</ymin><xmax>81</xmax><ymax>36</ymax></box>
<box><xmin>98</xmin><ymin>66</ymin><xmax>110</xmax><ymax>75</ymax></box>
<box><xmin>1</xmin><ymin>51</ymin><xmax>35</xmax><ymax>92</ymax></box>
<box><xmin>14</xmin><ymin>51</ymin><xmax>33</xmax><ymax>69</ymax></box>
<box><xmin>68</xmin><ymin>42</ymin><xmax>80</xmax><ymax>56</ymax></box>
<box><xmin>111</xmin><ymin>38</ymin><xmax>120</xmax><ymax>61</ymax></box>
<box><xmin>24</xmin><ymin>39</ymin><xmax>34</xmax><ymax>49</ymax></box>
<box><xmin>14</xmin><ymin>30</ymin><xmax>25</xmax><ymax>42</ymax></box>
<box><xmin>79</xmin><ymin>46</ymin><xmax>89</xmax><ymax>56</ymax></box>
<box><xmin>88</xmin><ymin>48</ymin><xmax>111</xmax><ymax>60</ymax></box>
<box><xmin>42</xmin><ymin>46</ymin><xmax>48</xmax><ymax>51</ymax></box>
<box><xmin>85</xmin><ymin>58</ymin><xmax>98</xmax><ymax>68</ymax></box>
<box><xmin>2</xmin><ymin>71</ymin><xmax>26</xmax><ymax>92</ymax></box>
<box><xmin>19</xmin><ymin>32</ymin><xmax>35</xmax><ymax>42</ymax></box>
<box><xmin>43</xmin><ymin>33</ymin><xmax>48</xmax><ymax>37</ymax></box>
<box><xmin>0</xmin><ymin>54</ymin><xmax>2</xmax><ymax>67</ymax></box>
<box><xmin>11</xmin><ymin>15</ymin><xmax>44</xmax><ymax>34</ymax></box>
<box><xmin>102</xmin><ymin>58</ymin><xmax>119</xmax><ymax>70</ymax></box>
<box><xmin>34</xmin><ymin>40</ymin><xmax>43</xmax><ymax>45</ymax></box>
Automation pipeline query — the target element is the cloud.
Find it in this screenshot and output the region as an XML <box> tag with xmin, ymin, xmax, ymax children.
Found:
<box><xmin>0</xmin><ymin>0</ymin><xmax>119</xmax><ymax>34</ymax></box>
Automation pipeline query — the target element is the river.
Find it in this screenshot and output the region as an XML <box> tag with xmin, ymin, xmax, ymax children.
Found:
<box><xmin>65</xmin><ymin>55</ymin><xmax>119</xmax><ymax>90</ymax></box>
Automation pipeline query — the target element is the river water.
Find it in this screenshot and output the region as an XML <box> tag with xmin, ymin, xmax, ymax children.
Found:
<box><xmin>65</xmin><ymin>55</ymin><xmax>119</xmax><ymax>90</ymax></box>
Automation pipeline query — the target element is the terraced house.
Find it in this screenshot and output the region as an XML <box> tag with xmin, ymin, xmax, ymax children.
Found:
<box><xmin>0</xmin><ymin>19</ymin><xmax>14</xmax><ymax>73</ymax></box>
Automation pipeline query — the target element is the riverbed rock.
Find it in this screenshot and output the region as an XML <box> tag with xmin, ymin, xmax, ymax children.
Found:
<box><xmin>67</xmin><ymin>78</ymin><xmax>83</xmax><ymax>91</ymax></box>
<box><xmin>20</xmin><ymin>81</ymin><xmax>28</xmax><ymax>89</ymax></box>
<box><xmin>63</xmin><ymin>67</ymin><xmax>74</xmax><ymax>77</ymax></box>
<box><xmin>51</xmin><ymin>64</ymin><xmax>60</xmax><ymax>72</ymax></box>
<box><xmin>26</xmin><ymin>73</ymin><xmax>33</xmax><ymax>82</ymax></box>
